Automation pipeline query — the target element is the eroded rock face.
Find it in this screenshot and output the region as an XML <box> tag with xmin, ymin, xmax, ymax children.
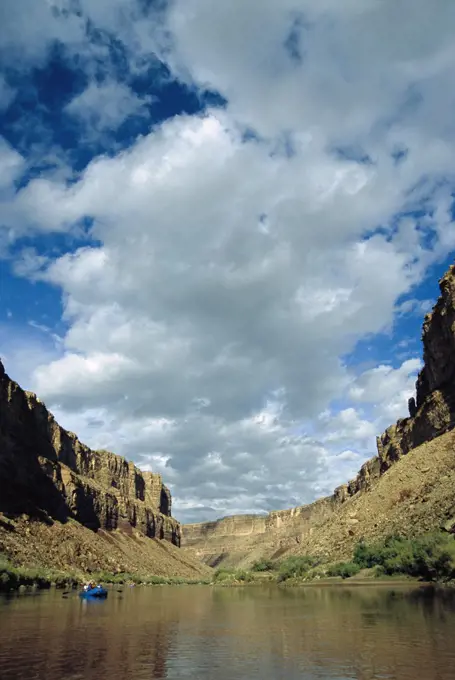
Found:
<box><xmin>377</xmin><ymin>264</ymin><xmax>455</xmax><ymax>472</ymax></box>
<box><xmin>0</xmin><ymin>361</ymin><xmax>180</xmax><ymax>545</ymax></box>
<box><xmin>337</xmin><ymin>264</ymin><xmax>455</xmax><ymax>498</ymax></box>
<box><xmin>182</xmin><ymin>499</ymin><xmax>337</xmax><ymax>565</ymax></box>
<box><xmin>183</xmin><ymin>515</ymin><xmax>267</xmax><ymax>565</ymax></box>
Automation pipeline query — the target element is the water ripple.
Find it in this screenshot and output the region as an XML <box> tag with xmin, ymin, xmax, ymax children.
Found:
<box><xmin>1</xmin><ymin>585</ymin><xmax>455</xmax><ymax>680</ymax></box>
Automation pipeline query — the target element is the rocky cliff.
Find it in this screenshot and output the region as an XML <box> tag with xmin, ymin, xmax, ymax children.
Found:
<box><xmin>376</xmin><ymin>265</ymin><xmax>455</xmax><ymax>471</ymax></box>
<box><xmin>0</xmin><ymin>359</ymin><xmax>210</xmax><ymax>577</ymax></box>
<box><xmin>0</xmin><ymin>359</ymin><xmax>178</xmax><ymax>543</ymax></box>
<box><xmin>183</xmin><ymin>263</ymin><xmax>455</xmax><ymax>567</ymax></box>
<box><xmin>183</xmin><ymin>498</ymin><xmax>341</xmax><ymax>567</ymax></box>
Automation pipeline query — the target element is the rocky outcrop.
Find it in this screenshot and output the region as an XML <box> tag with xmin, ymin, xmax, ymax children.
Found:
<box><xmin>334</xmin><ymin>456</ymin><xmax>381</xmax><ymax>502</ymax></box>
<box><xmin>183</xmin><ymin>262</ymin><xmax>455</xmax><ymax>567</ymax></box>
<box><xmin>0</xmin><ymin>359</ymin><xmax>179</xmax><ymax>545</ymax></box>
<box><xmin>377</xmin><ymin>264</ymin><xmax>455</xmax><ymax>471</ymax></box>
<box><xmin>314</xmin><ymin>263</ymin><xmax>455</xmax><ymax>502</ymax></box>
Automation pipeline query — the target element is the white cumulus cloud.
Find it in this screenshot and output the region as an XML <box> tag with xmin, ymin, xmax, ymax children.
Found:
<box><xmin>65</xmin><ymin>81</ymin><xmax>154</xmax><ymax>134</ymax></box>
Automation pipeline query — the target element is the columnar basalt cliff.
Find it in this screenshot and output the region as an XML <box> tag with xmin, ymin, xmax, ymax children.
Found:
<box><xmin>183</xmin><ymin>263</ymin><xmax>455</xmax><ymax>567</ymax></box>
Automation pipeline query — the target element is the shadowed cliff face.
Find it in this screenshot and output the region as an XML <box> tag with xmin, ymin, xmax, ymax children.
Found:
<box><xmin>0</xmin><ymin>361</ymin><xmax>179</xmax><ymax>546</ymax></box>
<box><xmin>183</xmin><ymin>263</ymin><xmax>455</xmax><ymax>567</ymax></box>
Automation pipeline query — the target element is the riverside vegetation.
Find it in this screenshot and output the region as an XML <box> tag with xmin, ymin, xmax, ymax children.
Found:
<box><xmin>3</xmin><ymin>530</ymin><xmax>455</xmax><ymax>592</ymax></box>
<box><xmin>0</xmin><ymin>556</ymin><xmax>211</xmax><ymax>592</ymax></box>
<box><xmin>211</xmin><ymin>531</ymin><xmax>455</xmax><ymax>586</ymax></box>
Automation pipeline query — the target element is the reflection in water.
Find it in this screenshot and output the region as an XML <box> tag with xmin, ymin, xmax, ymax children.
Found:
<box><xmin>1</xmin><ymin>585</ymin><xmax>455</xmax><ymax>679</ymax></box>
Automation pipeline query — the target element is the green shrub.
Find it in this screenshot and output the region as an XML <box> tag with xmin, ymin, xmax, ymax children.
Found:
<box><xmin>213</xmin><ymin>568</ymin><xmax>235</xmax><ymax>582</ymax></box>
<box><xmin>277</xmin><ymin>555</ymin><xmax>320</xmax><ymax>582</ymax></box>
<box><xmin>353</xmin><ymin>533</ymin><xmax>455</xmax><ymax>582</ymax></box>
<box><xmin>353</xmin><ymin>540</ymin><xmax>382</xmax><ymax>568</ymax></box>
<box><xmin>0</xmin><ymin>560</ymin><xmax>80</xmax><ymax>591</ymax></box>
<box><xmin>251</xmin><ymin>559</ymin><xmax>274</xmax><ymax>572</ymax></box>
<box><xmin>91</xmin><ymin>570</ymin><xmax>125</xmax><ymax>584</ymax></box>
<box><xmin>0</xmin><ymin>569</ymin><xmax>18</xmax><ymax>590</ymax></box>
<box><xmin>212</xmin><ymin>568</ymin><xmax>253</xmax><ymax>584</ymax></box>
<box><xmin>327</xmin><ymin>562</ymin><xmax>361</xmax><ymax>579</ymax></box>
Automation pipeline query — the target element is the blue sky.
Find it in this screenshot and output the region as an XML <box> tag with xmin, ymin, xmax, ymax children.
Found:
<box><xmin>1</xmin><ymin>0</ymin><xmax>455</xmax><ymax>523</ymax></box>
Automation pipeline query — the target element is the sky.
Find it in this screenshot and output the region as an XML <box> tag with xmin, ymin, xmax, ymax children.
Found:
<box><xmin>1</xmin><ymin>0</ymin><xmax>455</xmax><ymax>524</ymax></box>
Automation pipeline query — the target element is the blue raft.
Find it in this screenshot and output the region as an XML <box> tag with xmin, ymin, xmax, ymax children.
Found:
<box><xmin>79</xmin><ymin>585</ymin><xmax>108</xmax><ymax>599</ymax></box>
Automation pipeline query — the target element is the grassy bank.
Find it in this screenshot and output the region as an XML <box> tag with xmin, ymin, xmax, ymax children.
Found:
<box><xmin>89</xmin><ymin>570</ymin><xmax>211</xmax><ymax>587</ymax></box>
<box><xmin>0</xmin><ymin>558</ymin><xmax>83</xmax><ymax>592</ymax></box>
<box><xmin>211</xmin><ymin>567</ymin><xmax>275</xmax><ymax>586</ymax></box>
<box><xmin>0</xmin><ymin>557</ymin><xmax>211</xmax><ymax>592</ymax></box>
<box><xmin>211</xmin><ymin>531</ymin><xmax>455</xmax><ymax>587</ymax></box>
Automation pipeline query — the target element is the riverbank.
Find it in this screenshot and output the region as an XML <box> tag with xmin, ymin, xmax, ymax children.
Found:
<box><xmin>3</xmin><ymin>530</ymin><xmax>454</xmax><ymax>592</ymax></box>
<box><xmin>209</xmin><ymin>567</ymin><xmax>423</xmax><ymax>588</ymax></box>
<box><xmin>0</xmin><ymin>557</ymin><xmax>212</xmax><ymax>592</ymax></box>
<box><xmin>0</xmin><ymin>557</ymin><xmax>421</xmax><ymax>593</ymax></box>
<box><xmin>210</xmin><ymin>531</ymin><xmax>455</xmax><ymax>587</ymax></box>
<box><xmin>0</xmin><ymin>562</ymin><xmax>446</xmax><ymax>594</ymax></box>
<box><xmin>0</xmin><ymin>558</ymin><xmax>82</xmax><ymax>592</ymax></box>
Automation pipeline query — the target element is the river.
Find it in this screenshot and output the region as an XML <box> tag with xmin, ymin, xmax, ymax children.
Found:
<box><xmin>1</xmin><ymin>584</ymin><xmax>455</xmax><ymax>679</ymax></box>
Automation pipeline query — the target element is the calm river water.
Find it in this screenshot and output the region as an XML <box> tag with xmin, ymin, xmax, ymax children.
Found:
<box><xmin>1</xmin><ymin>584</ymin><xmax>455</xmax><ymax>679</ymax></box>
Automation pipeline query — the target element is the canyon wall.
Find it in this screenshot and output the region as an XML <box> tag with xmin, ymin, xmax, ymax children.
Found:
<box><xmin>0</xmin><ymin>360</ymin><xmax>179</xmax><ymax>545</ymax></box>
<box><xmin>376</xmin><ymin>266</ymin><xmax>455</xmax><ymax>470</ymax></box>
<box><xmin>183</xmin><ymin>498</ymin><xmax>338</xmax><ymax>566</ymax></box>
<box><xmin>183</xmin><ymin>263</ymin><xmax>455</xmax><ymax>566</ymax></box>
